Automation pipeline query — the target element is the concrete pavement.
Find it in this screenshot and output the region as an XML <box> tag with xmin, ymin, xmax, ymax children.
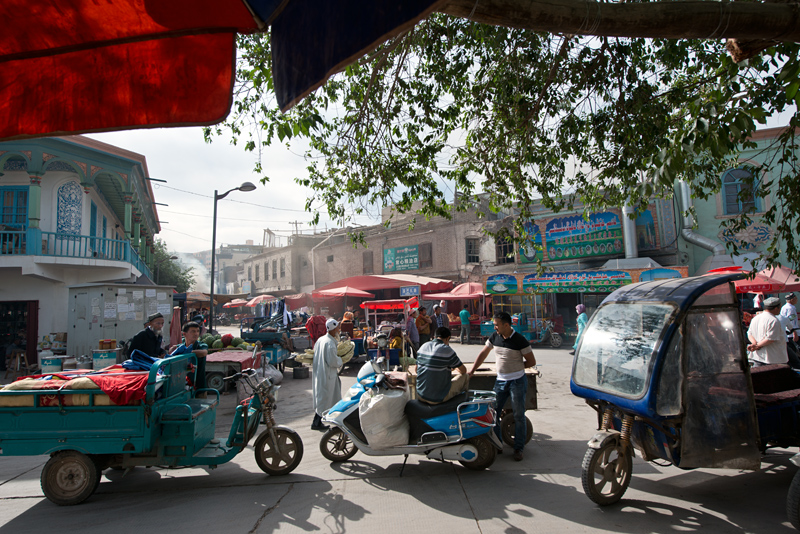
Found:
<box><xmin>0</xmin><ymin>339</ymin><xmax>797</xmax><ymax>532</ymax></box>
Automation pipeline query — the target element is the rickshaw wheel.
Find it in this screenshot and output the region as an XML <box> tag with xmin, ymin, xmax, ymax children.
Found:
<box><xmin>581</xmin><ymin>442</ymin><xmax>632</xmax><ymax>505</ymax></box>
<box><xmin>501</xmin><ymin>413</ymin><xmax>534</xmax><ymax>447</ymax></box>
<box><xmin>319</xmin><ymin>428</ymin><xmax>358</xmax><ymax>462</ymax></box>
<box><xmin>254</xmin><ymin>427</ymin><xmax>304</xmax><ymax>476</ymax></box>
<box><xmin>459</xmin><ymin>435</ymin><xmax>497</xmax><ymax>470</ymax></box>
<box><xmin>786</xmin><ymin>469</ymin><xmax>800</xmax><ymax>529</ymax></box>
<box><xmin>41</xmin><ymin>450</ymin><xmax>98</xmax><ymax>506</ymax></box>
<box><xmin>207</xmin><ymin>372</ymin><xmax>225</xmax><ymax>392</ymax></box>
<box><xmin>550</xmin><ymin>333</ymin><xmax>563</xmax><ymax>348</ymax></box>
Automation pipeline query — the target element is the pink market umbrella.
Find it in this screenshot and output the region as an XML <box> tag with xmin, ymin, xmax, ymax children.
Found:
<box><xmin>313</xmin><ymin>286</ymin><xmax>375</xmax><ymax>313</ymax></box>
<box><xmin>707</xmin><ymin>267</ymin><xmax>785</xmax><ymax>294</ymax></box>
<box><xmin>759</xmin><ymin>265</ymin><xmax>800</xmax><ymax>292</ymax></box>
<box><xmin>245</xmin><ymin>294</ymin><xmax>276</xmax><ymax>307</ymax></box>
<box><xmin>223</xmin><ymin>298</ymin><xmax>249</xmax><ymax>308</ymax></box>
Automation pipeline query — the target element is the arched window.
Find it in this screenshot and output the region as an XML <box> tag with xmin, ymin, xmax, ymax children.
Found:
<box><xmin>57</xmin><ymin>181</ymin><xmax>82</xmax><ymax>236</ymax></box>
<box><xmin>722</xmin><ymin>168</ymin><xmax>760</xmax><ymax>215</ymax></box>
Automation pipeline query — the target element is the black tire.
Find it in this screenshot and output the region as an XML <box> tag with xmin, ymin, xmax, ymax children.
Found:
<box><xmin>41</xmin><ymin>451</ymin><xmax>98</xmax><ymax>506</ymax></box>
<box><xmin>319</xmin><ymin>427</ymin><xmax>358</xmax><ymax>462</ymax></box>
<box><xmin>278</xmin><ymin>361</ymin><xmax>286</xmax><ymax>373</ymax></box>
<box><xmin>581</xmin><ymin>442</ymin><xmax>633</xmax><ymax>505</ymax></box>
<box><xmin>550</xmin><ymin>333</ymin><xmax>563</xmax><ymax>348</ymax></box>
<box><xmin>254</xmin><ymin>427</ymin><xmax>304</xmax><ymax>476</ymax></box>
<box><xmin>501</xmin><ymin>413</ymin><xmax>534</xmax><ymax>447</ymax></box>
<box><xmin>207</xmin><ymin>372</ymin><xmax>225</xmax><ymax>392</ymax></box>
<box><xmin>787</xmin><ymin>469</ymin><xmax>800</xmax><ymax>530</ymax></box>
<box><xmin>459</xmin><ymin>435</ymin><xmax>497</xmax><ymax>470</ymax></box>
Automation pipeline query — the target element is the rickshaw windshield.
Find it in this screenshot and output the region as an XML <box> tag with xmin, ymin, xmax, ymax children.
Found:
<box><xmin>574</xmin><ymin>302</ymin><xmax>675</xmax><ymax>398</ymax></box>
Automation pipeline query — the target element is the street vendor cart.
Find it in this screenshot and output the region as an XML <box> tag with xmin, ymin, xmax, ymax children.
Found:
<box><xmin>205</xmin><ymin>347</ymin><xmax>263</xmax><ymax>392</ymax></box>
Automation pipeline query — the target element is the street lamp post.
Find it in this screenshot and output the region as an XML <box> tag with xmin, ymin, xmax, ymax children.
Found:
<box><xmin>210</xmin><ymin>181</ymin><xmax>257</xmax><ymax>332</ymax></box>
<box><xmin>155</xmin><ymin>255</ymin><xmax>178</xmax><ymax>285</ymax></box>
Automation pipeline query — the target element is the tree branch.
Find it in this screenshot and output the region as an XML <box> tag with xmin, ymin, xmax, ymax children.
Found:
<box><xmin>439</xmin><ymin>0</ymin><xmax>800</xmax><ymax>42</ymax></box>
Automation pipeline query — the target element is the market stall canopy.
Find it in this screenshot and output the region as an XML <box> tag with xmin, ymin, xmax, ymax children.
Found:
<box><xmin>0</xmin><ymin>0</ymin><xmax>442</xmax><ymax>140</ymax></box>
<box><xmin>759</xmin><ymin>265</ymin><xmax>800</xmax><ymax>292</ymax></box>
<box><xmin>245</xmin><ymin>294</ymin><xmax>277</xmax><ymax>307</ymax></box>
<box><xmin>423</xmin><ymin>282</ymin><xmax>487</xmax><ymax>301</ymax></box>
<box><xmin>175</xmin><ymin>291</ymin><xmax>217</xmax><ymax>305</ymax></box>
<box><xmin>317</xmin><ymin>274</ymin><xmax>452</xmax><ymax>294</ymax></box>
<box><xmin>313</xmin><ymin>286</ymin><xmax>376</xmax><ymax>299</ymax></box>
<box><xmin>284</xmin><ymin>293</ymin><xmax>312</xmax><ymax>309</ymax></box>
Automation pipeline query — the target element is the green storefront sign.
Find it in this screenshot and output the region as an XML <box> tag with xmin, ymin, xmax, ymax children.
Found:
<box><xmin>384</xmin><ymin>245</ymin><xmax>419</xmax><ymax>272</ymax></box>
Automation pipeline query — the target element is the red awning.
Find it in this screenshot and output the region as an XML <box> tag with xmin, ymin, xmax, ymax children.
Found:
<box><xmin>313</xmin><ymin>286</ymin><xmax>376</xmax><ymax>299</ymax></box>
<box><xmin>423</xmin><ymin>282</ymin><xmax>487</xmax><ymax>301</ymax></box>
<box><xmin>317</xmin><ymin>275</ymin><xmax>452</xmax><ymax>294</ymax></box>
<box><xmin>0</xmin><ymin>0</ymin><xmax>441</xmax><ymax>140</ymax></box>
<box><xmin>706</xmin><ymin>267</ymin><xmax>785</xmax><ymax>294</ymax></box>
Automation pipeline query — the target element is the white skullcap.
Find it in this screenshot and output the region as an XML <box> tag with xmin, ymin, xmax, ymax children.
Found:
<box><xmin>326</xmin><ymin>318</ymin><xmax>339</xmax><ymax>331</ymax></box>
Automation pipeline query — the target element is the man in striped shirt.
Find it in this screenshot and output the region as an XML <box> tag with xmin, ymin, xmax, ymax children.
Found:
<box><xmin>415</xmin><ymin>327</ymin><xmax>468</xmax><ymax>404</ymax></box>
<box><xmin>469</xmin><ymin>311</ymin><xmax>536</xmax><ymax>461</ymax></box>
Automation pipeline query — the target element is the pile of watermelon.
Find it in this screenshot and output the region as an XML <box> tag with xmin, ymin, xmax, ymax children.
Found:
<box><xmin>201</xmin><ymin>333</ymin><xmax>251</xmax><ymax>350</ymax></box>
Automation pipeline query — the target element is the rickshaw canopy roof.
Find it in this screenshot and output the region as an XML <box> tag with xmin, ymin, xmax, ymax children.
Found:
<box><xmin>602</xmin><ymin>272</ymin><xmax>743</xmax><ymax>311</ymax></box>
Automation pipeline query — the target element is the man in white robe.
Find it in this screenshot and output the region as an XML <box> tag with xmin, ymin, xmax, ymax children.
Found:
<box><xmin>312</xmin><ymin>318</ymin><xmax>343</xmax><ymax>430</ymax></box>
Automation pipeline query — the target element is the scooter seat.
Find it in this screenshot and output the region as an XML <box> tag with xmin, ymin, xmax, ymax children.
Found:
<box><xmin>405</xmin><ymin>392</ymin><xmax>468</xmax><ymax>420</ymax></box>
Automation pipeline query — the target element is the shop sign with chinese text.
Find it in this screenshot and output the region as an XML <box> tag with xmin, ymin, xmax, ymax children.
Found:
<box><xmin>384</xmin><ymin>245</ymin><xmax>419</xmax><ymax>272</ymax></box>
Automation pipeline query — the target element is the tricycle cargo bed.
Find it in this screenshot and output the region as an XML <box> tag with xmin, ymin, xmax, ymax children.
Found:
<box><xmin>0</xmin><ymin>353</ymin><xmax>198</xmax><ymax>457</ymax></box>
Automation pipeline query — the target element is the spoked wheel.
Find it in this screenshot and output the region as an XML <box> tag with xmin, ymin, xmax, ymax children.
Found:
<box><xmin>459</xmin><ymin>435</ymin><xmax>497</xmax><ymax>470</ymax></box>
<box><xmin>254</xmin><ymin>427</ymin><xmax>304</xmax><ymax>475</ymax></box>
<box><xmin>319</xmin><ymin>427</ymin><xmax>358</xmax><ymax>462</ymax></box>
<box><xmin>41</xmin><ymin>450</ymin><xmax>99</xmax><ymax>506</ymax></box>
<box><xmin>277</xmin><ymin>361</ymin><xmax>286</xmax><ymax>373</ymax></box>
<box><xmin>550</xmin><ymin>333</ymin><xmax>563</xmax><ymax>348</ymax></box>
<box><xmin>207</xmin><ymin>372</ymin><xmax>225</xmax><ymax>392</ymax></box>
<box><xmin>581</xmin><ymin>442</ymin><xmax>633</xmax><ymax>505</ymax></box>
<box><xmin>501</xmin><ymin>413</ymin><xmax>534</xmax><ymax>447</ymax></box>
<box><xmin>787</xmin><ymin>469</ymin><xmax>800</xmax><ymax>529</ymax></box>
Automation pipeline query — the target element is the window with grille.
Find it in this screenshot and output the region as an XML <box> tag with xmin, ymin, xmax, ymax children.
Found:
<box><xmin>280</xmin><ymin>258</ymin><xmax>286</xmax><ymax>277</ymax></box>
<box><xmin>327</xmin><ymin>255</ymin><xmax>334</xmax><ymax>262</ymax></box>
<box><xmin>363</xmin><ymin>250</ymin><xmax>373</xmax><ymax>274</ymax></box>
<box><xmin>264</xmin><ymin>262</ymin><xmax>268</xmax><ymax>279</ymax></box>
<box><xmin>272</xmin><ymin>259</ymin><xmax>277</xmax><ymax>279</ymax></box>
<box><xmin>419</xmin><ymin>242</ymin><xmax>432</xmax><ymax>268</ymax></box>
<box><xmin>722</xmin><ymin>168</ymin><xmax>761</xmax><ymax>215</ymax></box>
<box><xmin>247</xmin><ymin>266</ymin><xmax>252</xmax><ymax>281</ymax></box>
<box><xmin>496</xmin><ymin>236</ymin><xmax>515</xmax><ymax>264</ymax></box>
<box><xmin>466</xmin><ymin>238</ymin><xmax>480</xmax><ymax>263</ymax></box>
<box><xmin>255</xmin><ymin>264</ymin><xmax>260</xmax><ymax>281</ymax></box>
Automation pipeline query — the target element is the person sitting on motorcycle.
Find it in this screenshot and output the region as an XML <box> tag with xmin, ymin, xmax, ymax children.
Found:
<box><xmin>415</xmin><ymin>327</ymin><xmax>469</xmax><ymax>404</ymax></box>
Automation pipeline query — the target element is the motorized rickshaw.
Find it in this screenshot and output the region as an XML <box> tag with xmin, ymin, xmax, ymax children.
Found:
<box><xmin>569</xmin><ymin>273</ymin><xmax>800</xmax><ymax>528</ymax></box>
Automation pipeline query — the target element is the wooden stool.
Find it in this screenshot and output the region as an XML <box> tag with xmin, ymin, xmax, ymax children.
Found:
<box><xmin>4</xmin><ymin>349</ymin><xmax>31</xmax><ymax>380</ymax></box>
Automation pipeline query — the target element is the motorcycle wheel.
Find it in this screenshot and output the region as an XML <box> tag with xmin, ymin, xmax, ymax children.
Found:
<box><xmin>581</xmin><ymin>442</ymin><xmax>632</xmax><ymax>505</ymax></box>
<box><xmin>787</xmin><ymin>469</ymin><xmax>800</xmax><ymax>529</ymax></box>
<box><xmin>501</xmin><ymin>413</ymin><xmax>534</xmax><ymax>447</ymax></box>
<box><xmin>550</xmin><ymin>333</ymin><xmax>563</xmax><ymax>348</ymax></box>
<box><xmin>459</xmin><ymin>435</ymin><xmax>496</xmax><ymax>470</ymax></box>
<box><xmin>319</xmin><ymin>427</ymin><xmax>358</xmax><ymax>462</ymax></box>
<box><xmin>41</xmin><ymin>450</ymin><xmax>98</xmax><ymax>506</ymax></box>
<box><xmin>207</xmin><ymin>372</ymin><xmax>225</xmax><ymax>392</ymax></box>
<box><xmin>254</xmin><ymin>427</ymin><xmax>304</xmax><ymax>476</ymax></box>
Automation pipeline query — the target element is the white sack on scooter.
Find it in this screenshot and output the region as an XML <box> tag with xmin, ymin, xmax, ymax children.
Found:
<box><xmin>358</xmin><ymin>387</ymin><xmax>410</xmax><ymax>449</ymax></box>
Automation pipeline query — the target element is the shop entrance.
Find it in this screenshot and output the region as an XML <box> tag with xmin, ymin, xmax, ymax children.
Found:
<box><xmin>0</xmin><ymin>300</ymin><xmax>38</xmax><ymax>369</ymax></box>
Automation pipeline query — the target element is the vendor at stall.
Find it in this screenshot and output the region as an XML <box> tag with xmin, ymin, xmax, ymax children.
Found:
<box><xmin>127</xmin><ymin>313</ymin><xmax>167</xmax><ymax>359</ymax></box>
<box><xmin>169</xmin><ymin>321</ymin><xmax>209</xmax><ymax>394</ymax></box>
<box><xmin>311</xmin><ymin>318</ymin><xmax>343</xmax><ymax>431</ymax></box>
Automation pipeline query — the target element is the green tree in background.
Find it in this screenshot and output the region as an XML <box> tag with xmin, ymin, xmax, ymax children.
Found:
<box><xmin>153</xmin><ymin>239</ymin><xmax>194</xmax><ymax>292</ymax></box>
<box><xmin>207</xmin><ymin>16</ymin><xmax>800</xmax><ymax>268</ymax></box>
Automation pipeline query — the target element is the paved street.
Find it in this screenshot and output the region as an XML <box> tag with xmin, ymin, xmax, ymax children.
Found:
<box><xmin>0</xmin><ymin>339</ymin><xmax>797</xmax><ymax>533</ymax></box>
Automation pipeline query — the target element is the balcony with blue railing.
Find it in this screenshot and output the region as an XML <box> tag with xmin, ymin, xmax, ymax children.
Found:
<box><xmin>0</xmin><ymin>226</ymin><xmax>153</xmax><ymax>279</ymax></box>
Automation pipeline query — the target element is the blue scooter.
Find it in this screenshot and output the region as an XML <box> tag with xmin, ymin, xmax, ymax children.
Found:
<box><xmin>319</xmin><ymin>358</ymin><xmax>502</xmax><ymax>472</ymax></box>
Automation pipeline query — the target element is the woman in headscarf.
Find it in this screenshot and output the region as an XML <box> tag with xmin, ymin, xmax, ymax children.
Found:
<box><xmin>571</xmin><ymin>304</ymin><xmax>589</xmax><ymax>355</ymax></box>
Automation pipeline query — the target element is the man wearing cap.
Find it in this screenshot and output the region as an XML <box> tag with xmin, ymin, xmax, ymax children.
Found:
<box><xmin>747</xmin><ymin>297</ymin><xmax>788</xmax><ymax>366</ymax></box>
<box><xmin>311</xmin><ymin>318</ymin><xmax>343</xmax><ymax>431</ymax></box>
<box><xmin>127</xmin><ymin>312</ymin><xmax>167</xmax><ymax>359</ymax></box>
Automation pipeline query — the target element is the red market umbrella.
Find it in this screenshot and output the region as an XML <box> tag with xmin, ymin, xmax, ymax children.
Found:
<box><xmin>423</xmin><ymin>282</ymin><xmax>488</xmax><ymax>300</ymax></box>
<box><xmin>245</xmin><ymin>294</ymin><xmax>276</xmax><ymax>307</ymax></box>
<box><xmin>759</xmin><ymin>265</ymin><xmax>800</xmax><ymax>292</ymax></box>
<box><xmin>707</xmin><ymin>267</ymin><xmax>785</xmax><ymax>294</ymax></box>
<box><xmin>314</xmin><ymin>286</ymin><xmax>376</xmax><ymax>299</ymax></box>
<box><xmin>223</xmin><ymin>298</ymin><xmax>249</xmax><ymax>308</ymax></box>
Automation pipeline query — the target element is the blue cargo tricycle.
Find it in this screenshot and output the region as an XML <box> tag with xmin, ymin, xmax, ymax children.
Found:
<box><xmin>0</xmin><ymin>353</ymin><xmax>303</xmax><ymax>505</ymax></box>
<box><xmin>570</xmin><ymin>272</ymin><xmax>800</xmax><ymax>529</ymax></box>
